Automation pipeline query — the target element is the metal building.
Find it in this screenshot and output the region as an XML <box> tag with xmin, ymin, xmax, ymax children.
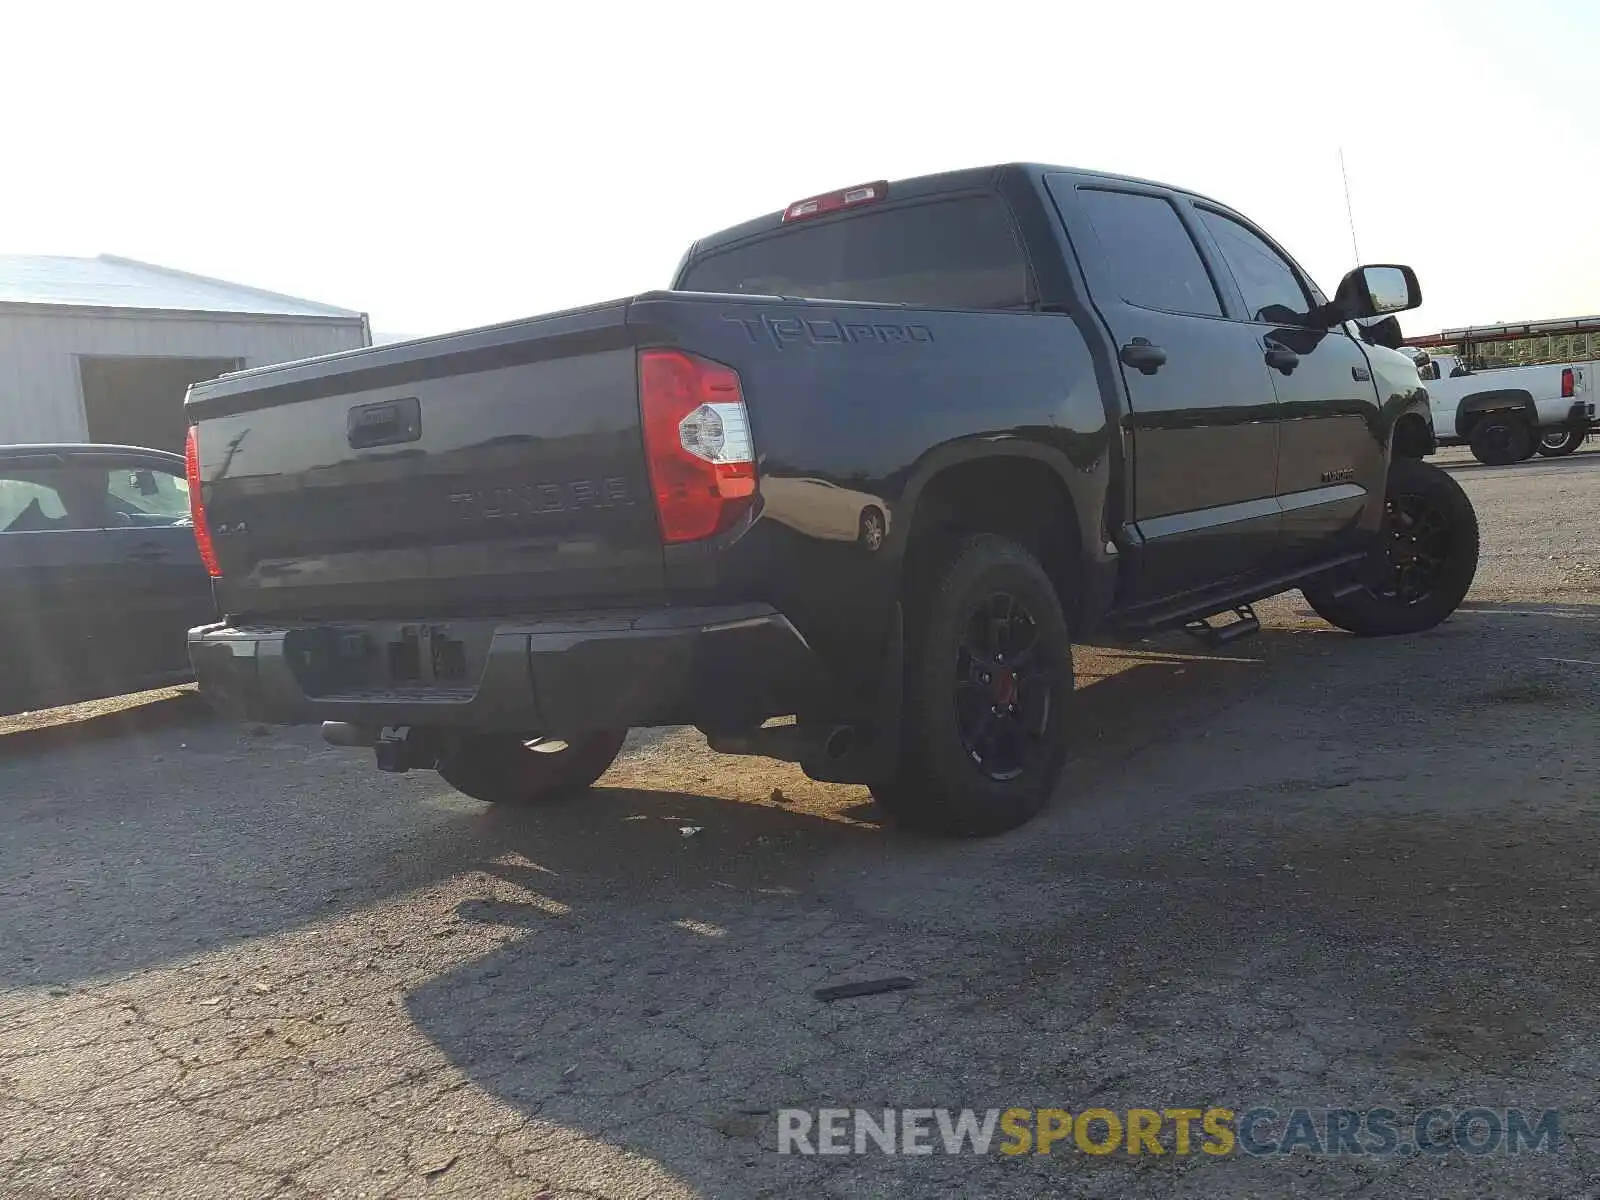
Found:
<box><xmin>0</xmin><ymin>254</ymin><xmax>369</xmax><ymax>452</ymax></box>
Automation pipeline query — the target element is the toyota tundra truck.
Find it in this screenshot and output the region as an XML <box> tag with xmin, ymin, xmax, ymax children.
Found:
<box><xmin>184</xmin><ymin>163</ymin><xmax>1478</xmax><ymax>837</ymax></box>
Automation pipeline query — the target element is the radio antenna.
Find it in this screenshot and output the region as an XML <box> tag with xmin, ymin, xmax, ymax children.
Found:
<box><xmin>1339</xmin><ymin>148</ymin><xmax>1361</xmax><ymax>264</ymax></box>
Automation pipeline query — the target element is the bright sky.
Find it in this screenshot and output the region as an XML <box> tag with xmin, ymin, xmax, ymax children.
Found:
<box><xmin>3</xmin><ymin>0</ymin><xmax>1596</xmax><ymax>339</ymax></box>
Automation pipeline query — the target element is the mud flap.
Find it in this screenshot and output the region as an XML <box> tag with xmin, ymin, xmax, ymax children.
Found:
<box><xmin>801</xmin><ymin>602</ymin><xmax>903</xmax><ymax>785</ymax></box>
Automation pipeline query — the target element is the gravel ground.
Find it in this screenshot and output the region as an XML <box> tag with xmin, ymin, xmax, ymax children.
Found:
<box><xmin>2</xmin><ymin>446</ymin><xmax>1598</xmax><ymax>1199</ymax></box>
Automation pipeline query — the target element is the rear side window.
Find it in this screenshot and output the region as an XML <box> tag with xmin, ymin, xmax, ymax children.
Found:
<box><xmin>679</xmin><ymin>196</ymin><xmax>1034</xmax><ymax>311</ymax></box>
<box><xmin>0</xmin><ymin>474</ymin><xmax>69</xmax><ymax>531</ymax></box>
<box><xmin>1076</xmin><ymin>189</ymin><xmax>1222</xmax><ymax>318</ymax></box>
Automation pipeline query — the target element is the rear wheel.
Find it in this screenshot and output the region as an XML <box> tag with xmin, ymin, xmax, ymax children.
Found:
<box><xmin>1468</xmin><ymin>414</ymin><xmax>1532</xmax><ymax>465</ymax></box>
<box><xmin>859</xmin><ymin>506</ymin><xmax>887</xmax><ymax>551</ymax></box>
<box><xmin>1303</xmin><ymin>457</ymin><xmax>1479</xmax><ymax>637</ymax></box>
<box><xmin>1537</xmin><ymin>429</ymin><xmax>1586</xmax><ymax>458</ymax></box>
<box><xmin>870</xmin><ymin>535</ymin><xmax>1074</xmax><ymax>837</ymax></box>
<box><xmin>436</xmin><ymin>728</ymin><xmax>627</xmax><ymax>805</ymax></box>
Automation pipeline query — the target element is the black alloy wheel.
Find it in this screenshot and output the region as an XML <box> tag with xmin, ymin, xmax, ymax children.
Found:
<box><xmin>955</xmin><ymin>591</ymin><xmax>1055</xmax><ymax>782</ymax></box>
<box><xmin>1301</xmin><ymin>456</ymin><xmax>1479</xmax><ymax>637</ymax></box>
<box><xmin>870</xmin><ymin>534</ymin><xmax>1075</xmax><ymax>837</ymax></box>
<box><xmin>1376</xmin><ymin>491</ymin><xmax>1452</xmax><ymax>606</ymax></box>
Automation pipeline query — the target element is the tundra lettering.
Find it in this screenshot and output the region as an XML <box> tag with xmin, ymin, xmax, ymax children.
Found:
<box><xmin>723</xmin><ymin>313</ymin><xmax>935</xmax><ymax>349</ymax></box>
<box><xmin>449</xmin><ymin>477</ymin><xmax>634</xmax><ymax>520</ymax></box>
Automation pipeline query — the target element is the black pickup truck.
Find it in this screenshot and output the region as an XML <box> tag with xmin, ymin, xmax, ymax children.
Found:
<box><xmin>186</xmin><ymin>163</ymin><xmax>1478</xmax><ymax>836</ymax></box>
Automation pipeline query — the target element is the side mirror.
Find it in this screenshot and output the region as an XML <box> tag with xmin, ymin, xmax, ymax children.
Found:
<box><xmin>1357</xmin><ymin>315</ymin><xmax>1404</xmax><ymax>350</ymax></box>
<box><xmin>1333</xmin><ymin>264</ymin><xmax>1421</xmax><ymax>321</ymax></box>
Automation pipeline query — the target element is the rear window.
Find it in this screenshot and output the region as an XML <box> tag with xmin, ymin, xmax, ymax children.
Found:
<box><xmin>679</xmin><ymin>196</ymin><xmax>1034</xmax><ymax>311</ymax></box>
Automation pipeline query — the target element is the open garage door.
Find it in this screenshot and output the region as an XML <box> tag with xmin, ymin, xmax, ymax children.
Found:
<box><xmin>79</xmin><ymin>356</ymin><xmax>241</xmax><ymax>453</ymax></box>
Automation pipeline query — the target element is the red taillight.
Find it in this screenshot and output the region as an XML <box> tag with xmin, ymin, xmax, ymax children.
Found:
<box><xmin>184</xmin><ymin>426</ymin><xmax>222</xmax><ymax>579</ymax></box>
<box><xmin>781</xmin><ymin>180</ymin><xmax>888</xmax><ymax>223</ymax></box>
<box><xmin>638</xmin><ymin>349</ymin><xmax>757</xmax><ymax>543</ymax></box>
<box><xmin>1562</xmin><ymin>367</ymin><xmax>1575</xmax><ymax>399</ymax></box>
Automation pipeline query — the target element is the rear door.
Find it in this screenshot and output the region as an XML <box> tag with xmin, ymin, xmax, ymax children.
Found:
<box><xmin>1045</xmin><ymin>175</ymin><xmax>1283</xmax><ymax>600</ymax></box>
<box><xmin>1189</xmin><ymin>205</ymin><xmax>1386</xmax><ymax>562</ymax></box>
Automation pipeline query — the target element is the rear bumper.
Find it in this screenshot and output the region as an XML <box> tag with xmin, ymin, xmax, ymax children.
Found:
<box><xmin>188</xmin><ymin>603</ymin><xmax>820</xmax><ymax>734</ymax></box>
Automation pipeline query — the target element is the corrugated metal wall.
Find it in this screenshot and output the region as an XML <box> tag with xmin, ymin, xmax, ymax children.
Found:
<box><xmin>0</xmin><ymin>310</ymin><xmax>365</xmax><ymax>443</ymax></box>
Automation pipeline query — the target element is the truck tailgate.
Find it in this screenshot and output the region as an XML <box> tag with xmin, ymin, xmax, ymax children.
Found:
<box><xmin>185</xmin><ymin>301</ymin><xmax>664</xmax><ymax>618</ymax></box>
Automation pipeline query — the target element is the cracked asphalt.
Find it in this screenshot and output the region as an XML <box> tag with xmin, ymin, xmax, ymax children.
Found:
<box><xmin>2</xmin><ymin>446</ymin><xmax>1598</xmax><ymax>1199</ymax></box>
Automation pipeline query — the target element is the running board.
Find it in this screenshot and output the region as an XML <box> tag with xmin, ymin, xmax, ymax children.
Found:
<box><xmin>1108</xmin><ymin>549</ymin><xmax>1369</xmax><ymax>633</ymax></box>
<box><xmin>1183</xmin><ymin>604</ymin><xmax>1261</xmax><ymax>648</ymax></box>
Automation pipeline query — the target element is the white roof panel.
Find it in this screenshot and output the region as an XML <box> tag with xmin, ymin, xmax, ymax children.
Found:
<box><xmin>0</xmin><ymin>254</ymin><xmax>362</xmax><ymax>320</ymax></box>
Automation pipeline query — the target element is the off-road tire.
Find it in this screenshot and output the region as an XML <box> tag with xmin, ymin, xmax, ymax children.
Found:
<box><xmin>1537</xmin><ymin>430</ymin><xmax>1586</xmax><ymax>458</ymax></box>
<box><xmin>436</xmin><ymin>729</ymin><xmax>628</xmax><ymax>804</ymax></box>
<box><xmin>870</xmin><ymin>535</ymin><xmax>1074</xmax><ymax>837</ymax></box>
<box><xmin>1303</xmin><ymin>457</ymin><xmax>1479</xmax><ymax>637</ymax></box>
<box><xmin>1469</xmin><ymin>415</ymin><xmax>1532</xmax><ymax>465</ymax></box>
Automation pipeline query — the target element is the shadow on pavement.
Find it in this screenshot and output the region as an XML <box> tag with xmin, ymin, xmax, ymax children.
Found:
<box><xmin>7</xmin><ymin>602</ymin><xmax>1600</xmax><ymax>1191</ymax></box>
<box><xmin>1457</xmin><ymin>600</ymin><xmax>1600</xmax><ymax>618</ymax></box>
<box><xmin>1439</xmin><ymin>447</ymin><xmax>1600</xmax><ymax>474</ymax></box>
<box><xmin>393</xmin><ymin>605</ymin><xmax>1600</xmax><ymax>1196</ymax></box>
<box><xmin>0</xmin><ymin>630</ymin><xmax>1299</xmax><ymax>994</ymax></box>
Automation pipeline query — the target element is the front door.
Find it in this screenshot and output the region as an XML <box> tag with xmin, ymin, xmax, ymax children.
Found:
<box><xmin>98</xmin><ymin>454</ymin><xmax>217</xmax><ymax>683</ymax></box>
<box><xmin>1046</xmin><ymin>177</ymin><xmax>1284</xmax><ymax>602</ymax></box>
<box><xmin>1189</xmin><ymin>205</ymin><xmax>1387</xmax><ymax>564</ymax></box>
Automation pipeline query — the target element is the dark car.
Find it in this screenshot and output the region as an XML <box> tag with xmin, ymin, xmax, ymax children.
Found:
<box><xmin>184</xmin><ymin>163</ymin><xmax>1476</xmax><ymax>836</ymax></box>
<box><xmin>0</xmin><ymin>443</ymin><xmax>216</xmax><ymax>716</ymax></box>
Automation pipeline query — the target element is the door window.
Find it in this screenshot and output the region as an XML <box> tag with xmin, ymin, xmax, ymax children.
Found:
<box><xmin>1196</xmin><ymin>208</ymin><xmax>1314</xmax><ymax>325</ymax></box>
<box><xmin>106</xmin><ymin>464</ymin><xmax>191</xmax><ymax>526</ymax></box>
<box><xmin>0</xmin><ymin>461</ymin><xmax>190</xmax><ymax>533</ymax></box>
<box><xmin>1075</xmin><ymin>188</ymin><xmax>1223</xmax><ymax>318</ymax></box>
<box><xmin>0</xmin><ymin>468</ymin><xmax>101</xmax><ymax>532</ymax></box>
<box><xmin>0</xmin><ymin>477</ymin><xmax>70</xmax><ymax>532</ymax></box>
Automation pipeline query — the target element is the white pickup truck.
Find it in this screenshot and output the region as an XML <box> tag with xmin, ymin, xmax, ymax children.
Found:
<box><xmin>1407</xmin><ymin>350</ymin><xmax>1597</xmax><ymax>464</ymax></box>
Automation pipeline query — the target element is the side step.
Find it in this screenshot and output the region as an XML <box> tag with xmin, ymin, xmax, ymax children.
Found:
<box><xmin>1183</xmin><ymin>604</ymin><xmax>1261</xmax><ymax>648</ymax></box>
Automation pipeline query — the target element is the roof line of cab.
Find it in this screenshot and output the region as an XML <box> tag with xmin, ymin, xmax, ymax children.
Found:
<box><xmin>680</xmin><ymin>162</ymin><xmax>1226</xmax><ymax>264</ymax></box>
<box><xmin>0</xmin><ymin>443</ymin><xmax>184</xmax><ymax>462</ymax></box>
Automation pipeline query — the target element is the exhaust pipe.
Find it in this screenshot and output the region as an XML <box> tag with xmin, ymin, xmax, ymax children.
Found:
<box><xmin>705</xmin><ymin>723</ymin><xmax>856</xmax><ymax>765</ymax></box>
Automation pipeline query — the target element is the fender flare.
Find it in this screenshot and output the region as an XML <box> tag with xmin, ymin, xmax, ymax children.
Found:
<box><xmin>888</xmin><ymin>436</ymin><xmax>1108</xmax><ymax>580</ymax></box>
<box><xmin>1454</xmin><ymin>389</ymin><xmax>1535</xmax><ymax>441</ymax></box>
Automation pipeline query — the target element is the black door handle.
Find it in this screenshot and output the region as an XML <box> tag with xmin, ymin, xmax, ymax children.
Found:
<box><xmin>1264</xmin><ymin>346</ymin><xmax>1300</xmax><ymax>375</ymax></box>
<box><xmin>1119</xmin><ymin>338</ymin><xmax>1167</xmax><ymax>376</ymax></box>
